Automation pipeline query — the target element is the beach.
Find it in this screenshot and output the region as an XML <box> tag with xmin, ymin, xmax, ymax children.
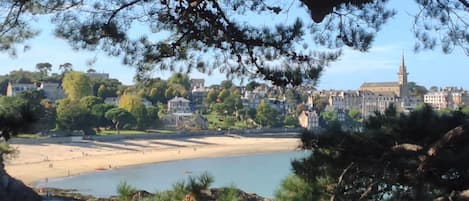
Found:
<box><xmin>4</xmin><ymin>135</ymin><xmax>300</xmax><ymax>185</ymax></box>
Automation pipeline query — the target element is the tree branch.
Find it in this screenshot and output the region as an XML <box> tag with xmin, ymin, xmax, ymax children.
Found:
<box><xmin>330</xmin><ymin>162</ymin><xmax>355</xmax><ymax>201</ymax></box>
<box><xmin>107</xmin><ymin>0</ymin><xmax>143</xmax><ymax>25</ymax></box>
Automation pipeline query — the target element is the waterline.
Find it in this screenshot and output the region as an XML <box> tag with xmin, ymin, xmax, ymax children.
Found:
<box><xmin>36</xmin><ymin>150</ymin><xmax>311</xmax><ymax>199</ymax></box>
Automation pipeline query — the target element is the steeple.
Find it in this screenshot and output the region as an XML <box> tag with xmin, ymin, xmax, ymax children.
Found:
<box><xmin>398</xmin><ymin>53</ymin><xmax>408</xmax><ymax>85</ymax></box>
<box><xmin>398</xmin><ymin>52</ymin><xmax>409</xmax><ymax>98</ymax></box>
<box><xmin>399</xmin><ymin>53</ymin><xmax>406</xmax><ymax>75</ymax></box>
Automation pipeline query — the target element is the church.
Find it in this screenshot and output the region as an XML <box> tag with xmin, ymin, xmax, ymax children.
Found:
<box><xmin>359</xmin><ymin>55</ymin><xmax>409</xmax><ymax>99</ymax></box>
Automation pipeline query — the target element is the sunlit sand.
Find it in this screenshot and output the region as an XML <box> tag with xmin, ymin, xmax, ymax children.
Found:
<box><xmin>4</xmin><ymin>135</ymin><xmax>299</xmax><ymax>185</ymax></box>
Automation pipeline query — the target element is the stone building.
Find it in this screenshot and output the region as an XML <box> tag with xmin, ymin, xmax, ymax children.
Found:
<box><xmin>298</xmin><ymin>110</ymin><xmax>319</xmax><ymax>131</ymax></box>
<box><xmin>360</xmin><ymin>54</ymin><xmax>409</xmax><ymax>99</ymax></box>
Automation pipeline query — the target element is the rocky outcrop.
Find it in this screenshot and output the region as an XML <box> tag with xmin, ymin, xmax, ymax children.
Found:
<box><xmin>0</xmin><ymin>162</ymin><xmax>42</xmax><ymax>201</ymax></box>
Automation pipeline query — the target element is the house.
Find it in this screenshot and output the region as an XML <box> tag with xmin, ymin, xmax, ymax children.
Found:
<box><xmin>168</xmin><ymin>96</ymin><xmax>192</xmax><ymax>114</ymax></box>
<box><xmin>160</xmin><ymin>113</ymin><xmax>208</xmax><ymax>129</ymax></box>
<box><xmin>190</xmin><ymin>78</ymin><xmax>205</xmax><ymax>90</ymax></box>
<box><xmin>39</xmin><ymin>82</ymin><xmax>65</xmax><ymax>101</ymax></box>
<box><xmin>104</xmin><ymin>97</ymin><xmax>120</xmax><ymax>105</ymax></box>
<box><xmin>6</xmin><ymin>82</ymin><xmax>37</xmax><ymax>96</ymax></box>
<box><xmin>298</xmin><ymin>110</ymin><xmax>320</xmax><ymax>131</ymax></box>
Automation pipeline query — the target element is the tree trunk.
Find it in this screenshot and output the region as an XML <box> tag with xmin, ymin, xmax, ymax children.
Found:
<box><xmin>116</xmin><ymin>122</ymin><xmax>120</xmax><ymax>135</ymax></box>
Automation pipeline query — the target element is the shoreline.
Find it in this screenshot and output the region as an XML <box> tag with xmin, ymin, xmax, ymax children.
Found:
<box><xmin>5</xmin><ymin>135</ymin><xmax>300</xmax><ymax>186</ymax></box>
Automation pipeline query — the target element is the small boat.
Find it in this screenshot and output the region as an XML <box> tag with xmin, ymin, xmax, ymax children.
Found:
<box><xmin>95</xmin><ymin>167</ymin><xmax>108</xmax><ymax>171</ymax></box>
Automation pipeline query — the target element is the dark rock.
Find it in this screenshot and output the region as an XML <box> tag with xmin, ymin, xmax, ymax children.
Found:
<box><xmin>0</xmin><ymin>166</ymin><xmax>42</xmax><ymax>201</ymax></box>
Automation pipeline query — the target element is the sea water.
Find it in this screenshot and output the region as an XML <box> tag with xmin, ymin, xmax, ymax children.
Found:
<box><xmin>36</xmin><ymin>150</ymin><xmax>311</xmax><ymax>199</ymax></box>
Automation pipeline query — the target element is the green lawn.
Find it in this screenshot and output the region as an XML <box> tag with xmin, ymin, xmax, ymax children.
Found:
<box><xmin>207</xmin><ymin>113</ymin><xmax>250</xmax><ymax>130</ymax></box>
<box><xmin>97</xmin><ymin>130</ymin><xmax>147</xmax><ymax>135</ymax></box>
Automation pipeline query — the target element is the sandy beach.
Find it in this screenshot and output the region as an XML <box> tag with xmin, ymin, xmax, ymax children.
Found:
<box><xmin>4</xmin><ymin>135</ymin><xmax>300</xmax><ymax>185</ymax></box>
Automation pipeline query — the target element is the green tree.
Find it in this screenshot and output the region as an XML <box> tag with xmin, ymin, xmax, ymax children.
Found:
<box><xmin>8</xmin><ymin>69</ymin><xmax>41</xmax><ymax>83</ymax></box>
<box><xmin>205</xmin><ymin>89</ymin><xmax>218</xmax><ymax>105</ymax></box>
<box><xmin>62</xmin><ymin>71</ymin><xmax>93</xmax><ymax>101</ymax></box>
<box><xmin>217</xmin><ymin>89</ymin><xmax>230</xmax><ymax>102</ymax></box>
<box><xmin>283</xmin><ymin>114</ymin><xmax>299</xmax><ymax>128</ymax></box>
<box><xmin>2</xmin><ymin>1</ymin><xmax>469</xmax><ymax>87</ymax></box>
<box><xmin>220</xmin><ymin>80</ymin><xmax>234</xmax><ymax>90</ymax></box>
<box><xmin>320</xmin><ymin>110</ymin><xmax>338</xmax><ymax>123</ymax></box>
<box><xmin>92</xmin><ymin>78</ymin><xmax>122</xmax><ymax>97</ymax></box>
<box><xmin>245</xmin><ymin>81</ymin><xmax>260</xmax><ymax>91</ymax></box>
<box><xmin>146</xmin><ymin>80</ymin><xmax>168</xmax><ymax>104</ymax></box>
<box><xmin>105</xmin><ymin>108</ymin><xmax>135</xmax><ymax>134</ymax></box>
<box><xmin>35</xmin><ymin>62</ymin><xmax>52</xmax><ymax>79</ymax></box>
<box><xmin>275</xmin><ymin>174</ymin><xmax>318</xmax><ymax>201</ymax></box>
<box><xmin>165</xmin><ymin>84</ymin><xmax>188</xmax><ymax>99</ymax></box>
<box><xmin>56</xmin><ymin>99</ymin><xmax>95</xmax><ymax>135</ymax></box>
<box><xmin>59</xmin><ymin>62</ymin><xmax>73</xmax><ymax>74</ymax></box>
<box><xmin>79</xmin><ymin>96</ymin><xmax>104</xmax><ymax>110</ymax></box>
<box><xmin>255</xmin><ymin>100</ymin><xmax>280</xmax><ymax>128</ymax></box>
<box><xmin>408</xmin><ymin>81</ymin><xmax>428</xmax><ymax>98</ymax></box>
<box><xmin>91</xmin><ymin>103</ymin><xmax>115</xmax><ymax>130</ymax></box>
<box><xmin>118</xmin><ymin>93</ymin><xmax>148</xmax><ymax>129</ymax></box>
<box><xmin>347</xmin><ymin>108</ymin><xmax>361</xmax><ymax>120</ymax></box>
<box><xmin>146</xmin><ymin>106</ymin><xmax>159</xmax><ymax>128</ymax></box>
<box><xmin>430</xmin><ymin>86</ymin><xmax>439</xmax><ymax>92</ymax></box>
<box><xmin>167</xmin><ymin>73</ymin><xmax>190</xmax><ymax>91</ymax></box>
<box><xmin>0</xmin><ymin>96</ymin><xmax>39</xmax><ymax>140</ymax></box>
<box><xmin>293</xmin><ymin>104</ymin><xmax>469</xmax><ymax>200</ymax></box>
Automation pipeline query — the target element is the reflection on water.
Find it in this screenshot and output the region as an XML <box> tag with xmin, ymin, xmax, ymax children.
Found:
<box><xmin>36</xmin><ymin>150</ymin><xmax>311</xmax><ymax>199</ymax></box>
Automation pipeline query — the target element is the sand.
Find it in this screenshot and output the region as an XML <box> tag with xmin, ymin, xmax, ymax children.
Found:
<box><xmin>4</xmin><ymin>135</ymin><xmax>300</xmax><ymax>185</ymax></box>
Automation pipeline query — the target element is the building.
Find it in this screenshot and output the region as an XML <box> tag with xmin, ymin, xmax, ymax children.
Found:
<box><xmin>86</xmin><ymin>72</ymin><xmax>109</xmax><ymax>79</ymax></box>
<box><xmin>190</xmin><ymin>79</ymin><xmax>205</xmax><ymax>90</ymax></box>
<box><xmin>38</xmin><ymin>82</ymin><xmax>65</xmax><ymax>101</ymax></box>
<box><xmin>6</xmin><ymin>82</ymin><xmax>37</xmax><ymax>96</ymax></box>
<box><xmin>360</xmin><ymin>54</ymin><xmax>409</xmax><ymax>99</ymax></box>
<box><xmin>168</xmin><ymin>96</ymin><xmax>192</xmax><ymax>114</ymax></box>
<box><xmin>298</xmin><ymin>110</ymin><xmax>319</xmax><ymax>131</ymax></box>
<box><xmin>104</xmin><ymin>97</ymin><xmax>120</xmax><ymax>105</ymax></box>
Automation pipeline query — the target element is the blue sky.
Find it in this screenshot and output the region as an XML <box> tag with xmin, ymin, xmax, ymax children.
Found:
<box><xmin>0</xmin><ymin>1</ymin><xmax>467</xmax><ymax>90</ymax></box>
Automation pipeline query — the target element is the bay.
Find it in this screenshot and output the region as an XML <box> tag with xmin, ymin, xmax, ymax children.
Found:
<box><xmin>36</xmin><ymin>150</ymin><xmax>310</xmax><ymax>199</ymax></box>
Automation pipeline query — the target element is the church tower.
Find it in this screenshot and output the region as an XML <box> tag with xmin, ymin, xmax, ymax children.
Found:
<box><xmin>398</xmin><ymin>53</ymin><xmax>409</xmax><ymax>98</ymax></box>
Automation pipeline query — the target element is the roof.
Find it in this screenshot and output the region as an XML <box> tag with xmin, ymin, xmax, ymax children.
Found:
<box><xmin>375</xmin><ymin>92</ymin><xmax>398</xmax><ymax>97</ymax></box>
<box><xmin>169</xmin><ymin>97</ymin><xmax>190</xmax><ymax>102</ymax></box>
<box><xmin>360</xmin><ymin>82</ymin><xmax>399</xmax><ymax>88</ymax></box>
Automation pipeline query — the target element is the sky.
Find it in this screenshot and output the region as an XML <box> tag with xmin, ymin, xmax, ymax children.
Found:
<box><xmin>0</xmin><ymin>1</ymin><xmax>467</xmax><ymax>90</ymax></box>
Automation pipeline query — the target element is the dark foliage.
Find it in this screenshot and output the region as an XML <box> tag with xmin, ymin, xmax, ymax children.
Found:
<box><xmin>294</xmin><ymin>104</ymin><xmax>469</xmax><ymax>200</ymax></box>
<box><xmin>0</xmin><ymin>95</ymin><xmax>40</xmax><ymax>141</ymax></box>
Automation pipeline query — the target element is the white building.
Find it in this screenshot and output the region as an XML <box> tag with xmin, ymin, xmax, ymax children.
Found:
<box><xmin>168</xmin><ymin>96</ymin><xmax>192</xmax><ymax>114</ymax></box>
<box><xmin>6</xmin><ymin>82</ymin><xmax>37</xmax><ymax>96</ymax></box>
<box><xmin>424</xmin><ymin>91</ymin><xmax>451</xmax><ymax>110</ymax></box>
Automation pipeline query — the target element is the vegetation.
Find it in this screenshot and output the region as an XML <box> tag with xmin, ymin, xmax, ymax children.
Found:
<box><xmin>288</xmin><ymin>104</ymin><xmax>469</xmax><ymax>200</ymax></box>
<box><xmin>1</xmin><ymin>1</ymin><xmax>467</xmax><ymax>87</ymax></box>
<box><xmin>62</xmin><ymin>71</ymin><xmax>93</xmax><ymax>101</ymax></box>
<box><xmin>105</xmin><ymin>108</ymin><xmax>136</xmax><ymax>135</ymax></box>
<box><xmin>117</xmin><ymin>181</ymin><xmax>137</xmax><ymax>201</ymax></box>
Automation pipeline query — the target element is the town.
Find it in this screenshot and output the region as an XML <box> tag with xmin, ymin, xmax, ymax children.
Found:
<box><xmin>2</xmin><ymin>55</ymin><xmax>468</xmax><ymax>135</ymax></box>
